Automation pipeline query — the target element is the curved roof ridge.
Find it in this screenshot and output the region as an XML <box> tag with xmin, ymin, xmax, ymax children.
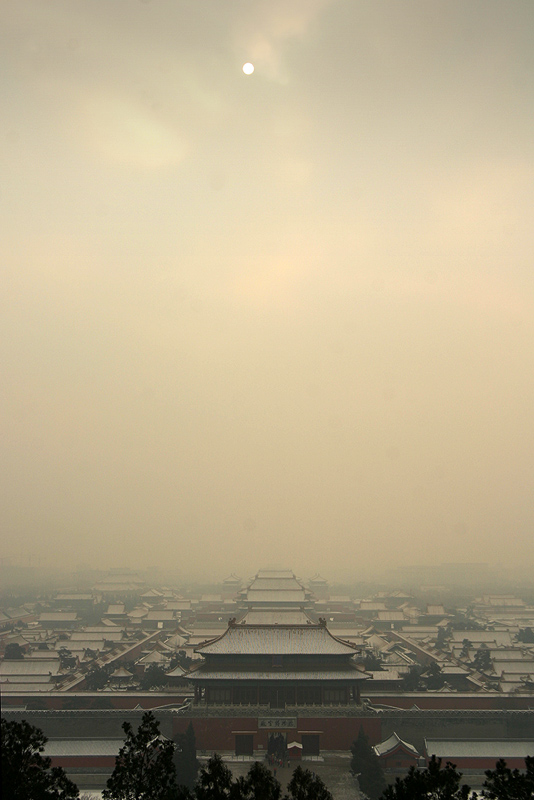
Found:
<box><xmin>195</xmin><ymin>623</ymin><xmax>359</xmax><ymax>656</ymax></box>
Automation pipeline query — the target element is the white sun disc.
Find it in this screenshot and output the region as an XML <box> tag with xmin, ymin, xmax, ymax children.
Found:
<box><xmin>242</xmin><ymin>62</ymin><xmax>254</xmax><ymax>75</ymax></box>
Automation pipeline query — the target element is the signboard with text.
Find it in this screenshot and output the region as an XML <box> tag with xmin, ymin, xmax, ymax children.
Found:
<box><xmin>258</xmin><ymin>718</ymin><xmax>297</xmax><ymax>729</ymax></box>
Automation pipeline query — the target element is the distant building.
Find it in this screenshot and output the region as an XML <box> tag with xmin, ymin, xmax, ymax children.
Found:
<box><xmin>237</xmin><ymin>569</ymin><xmax>312</xmax><ymax>610</ymax></box>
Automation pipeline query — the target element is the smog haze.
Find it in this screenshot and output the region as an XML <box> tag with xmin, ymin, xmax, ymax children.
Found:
<box><xmin>1</xmin><ymin>1</ymin><xmax>533</xmax><ymax>581</ymax></box>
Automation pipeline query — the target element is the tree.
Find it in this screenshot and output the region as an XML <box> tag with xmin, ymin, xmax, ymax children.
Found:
<box><xmin>448</xmin><ymin>614</ymin><xmax>482</xmax><ymax>632</ymax></box>
<box><xmin>402</xmin><ymin>664</ymin><xmax>423</xmax><ymax>691</ymax></box>
<box><xmin>195</xmin><ymin>754</ymin><xmax>234</xmax><ymax>800</ymax></box>
<box><xmin>173</xmin><ymin>723</ymin><xmax>199</xmax><ymax>792</ymax></box>
<box><xmin>459</xmin><ymin>639</ymin><xmax>471</xmax><ymax>660</ymax></box>
<box><xmin>84</xmin><ymin>664</ymin><xmax>110</xmax><ymax>690</ymax></box>
<box><xmin>103</xmin><ymin>711</ymin><xmax>177</xmax><ymax>800</ymax></box>
<box><xmin>140</xmin><ymin>663</ymin><xmax>169</xmax><ymax>690</ymax></box>
<box><xmin>4</xmin><ymin>642</ymin><xmax>25</xmax><ymax>659</ymax></box>
<box><xmin>436</xmin><ymin>627</ymin><xmax>448</xmax><ymax>650</ymax></box>
<box><xmin>481</xmin><ymin>756</ymin><xmax>534</xmax><ymax>800</ymax></box>
<box><xmin>171</xmin><ymin>651</ymin><xmax>193</xmax><ymax>671</ymax></box>
<box><xmin>350</xmin><ymin>727</ymin><xmax>386</xmax><ymax>800</ymax></box>
<box><xmin>233</xmin><ymin>762</ymin><xmax>281</xmax><ymax>800</ymax></box>
<box><xmin>517</xmin><ymin>627</ymin><xmax>534</xmax><ymax>644</ymax></box>
<box><xmin>424</xmin><ymin>663</ymin><xmax>445</xmax><ymax>691</ymax></box>
<box><xmin>473</xmin><ymin>644</ymin><xmax>492</xmax><ymax>674</ymax></box>
<box><xmin>58</xmin><ymin>647</ymin><xmax>77</xmax><ymax>670</ymax></box>
<box><xmin>381</xmin><ymin>755</ymin><xmax>471</xmax><ymax>800</ymax></box>
<box><xmin>362</xmin><ymin>651</ymin><xmax>384</xmax><ymax>671</ymax></box>
<box><xmin>285</xmin><ymin>766</ymin><xmax>333</xmax><ymax>800</ymax></box>
<box><xmin>1</xmin><ymin>717</ymin><xmax>79</xmax><ymax>800</ymax></box>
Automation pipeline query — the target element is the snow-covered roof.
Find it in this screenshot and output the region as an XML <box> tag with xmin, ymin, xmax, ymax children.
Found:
<box><xmin>196</xmin><ymin>624</ymin><xmax>358</xmax><ymax>656</ymax></box>
<box><xmin>188</xmin><ymin>668</ymin><xmax>367</xmax><ymax>682</ymax></box>
<box><xmin>374</xmin><ymin>732</ymin><xmax>419</xmax><ymax>757</ymax></box>
<box><xmin>425</xmin><ymin>739</ymin><xmax>534</xmax><ymax>759</ymax></box>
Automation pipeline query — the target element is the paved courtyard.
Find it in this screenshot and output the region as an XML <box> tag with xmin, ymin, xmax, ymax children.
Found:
<box><xmin>218</xmin><ymin>753</ymin><xmax>361</xmax><ymax>800</ymax></box>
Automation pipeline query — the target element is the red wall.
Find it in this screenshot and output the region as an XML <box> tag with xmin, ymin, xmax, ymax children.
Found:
<box><xmin>4</xmin><ymin>692</ymin><xmax>189</xmax><ymax>710</ymax></box>
<box><xmin>173</xmin><ymin>716</ymin><xmax>381</xmax><ymax>751</ymax></box>
<box><xmin>426</xmin><ymin>756</ymin><xmax>528</xmax><ymax>770</ymax></box>
<box><xmin>49</xmin><ymin>756</ymin><xmax>116</xmax><ymax>768</ymax></box>
<box><xmin>364</xmin><ymin>693</ymin><xmax>534</xmax><ymax>710</ymax></box>
<box><xmin>381</xmin><ymin>755</ymin><xmax>418</xmax><ymax>769</ymax></box>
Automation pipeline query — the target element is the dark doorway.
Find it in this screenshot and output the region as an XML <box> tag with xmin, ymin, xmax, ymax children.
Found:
<box><xmin>301</xmin><ymin>734</ymin><xmax>320</xmax><ymax>756</ymax></box>
<box><xmin>267</xmin><ymin>732</ymin><xmax>287</xmax><ymax>760</ymax></box>
<box><xmin>235</xmin><ymin>734</ymin><xmax>254</xmax><ymax>756</ymax></box>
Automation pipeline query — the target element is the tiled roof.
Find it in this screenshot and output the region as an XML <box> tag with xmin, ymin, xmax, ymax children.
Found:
<box><xmin>425</xmin><ymin>739</ymin><xmax>534</xmax><ymax>758</ymax></box>
<box><xmin>137</xmin><ymin>650</ymin><xmax>170</xmax><ymax>664</ymax></box>
<box><xmin>256</xmin><ymin>570</ymin><xmax>296</xmax><ymax>580</ymax></box>
<box><xmin>368</xmin><ymin>670</ymin><xmax>401</xmax><ymax>681</ymax></box>
<box><xmin>188</xmin><ymin>668</ymin><xmax>367</xmax><ymax>682</ymax></box>
<box><xmin>375</xmin><ymin>732</ymin><xmax>419</xmax><ymax>757</ymax></box>
<box><xmin>248</xmin><ymin>578</ymin><xmax>304</xmax><ymax>592</ymax></box>
<box><xmin>71</xmin><ymin>631</ymin><xmax>121</xmax><ymax>640</ymax></box>
<box><xmin>243</xmin><ymin>610</ymin><xmax>313</xmax><ymax>625</ymax></box>
<box><xmin>145</xmin><ymin>611</ymin><xmax>176</xmax><ymax>620</ymax></box>
<box><xmin>93</xmin><ymin>583</ymin><xmax>142</xmax><ymax>592</ymax></box>
<box><xmin>0</xmin><ymin>660</ymin><xmax>61</xmax><ymax>676</ymax></box>
<box><xmin>245</xmin><ymin>591</ymin><xmax>306</xmax><ymax>603</ymax></box>
<box><xmin>65</xmin><ymin>641</ymin><xmax>104</xmax><ymax>652</ymax></box>
<box><xmin>196</xmin><ymin>625</ymin><xmax>357</xmax><ymax>656</ymax></box>
<box><xmin>4</xmin><ymin>607</ymin><xmax>34</xmax><ymax>620</ymax></box>
<box><xmin>128</xmin><ymin>608</ymin><xmax>148</xmax><ymax>618</ymax></box>
<box><xmin>166</xmin><ymin>664</ymin><xmax>186</xmax><ymax>677</ymax></box>
<box><xmin>223</xmin><ymin>573</ymin><xmax>241</xmax><ymax>583</ymax></box>
<box><xmin>43</xmin><ymin>739</ymin><xmax>124</xmax><ymax>757</ymax></box>
<box><xmin>110</xmin><ymin>667</ymin><xmax>133</xmax><ymax>678</ymax></box>
<box><xmin>27</xmin><ymin>651</ymin><xmax>60</xmax><ymax>660</ymax></box>
<box><xmin>165</xmin><ymin>634</ymin><xmax>188</xmax><ymax>647</ymax></box>
<box><xmin>450</xmin><ymin>631</ymin><xmax>513</xmax><ymax>645</ymax></box>
<box><xmin>55</xmin><ymin>594</ymin><xmax>93</xmax><ymax>601</ymax></box>
<box><xmin>493</xmin><ymin>661</ymin><xmax>534</xmax><ymax>675</ymax></box>
<box><xmin>0</xmin><ymin>682</ymin><xmax>55</xmax><ymax>692</ymax></box>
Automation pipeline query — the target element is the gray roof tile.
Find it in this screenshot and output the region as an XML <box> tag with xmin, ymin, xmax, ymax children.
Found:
<box><xmin>196</xmin><ymin>625</ymin><xmax>358</xmax><ymax>656</ymax></box>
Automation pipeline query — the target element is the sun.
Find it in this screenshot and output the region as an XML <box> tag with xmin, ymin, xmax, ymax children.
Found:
<box><xmin>242</xmin><ymin>62</ymin><xmax>254</xmax><ymax>75</ymax></box>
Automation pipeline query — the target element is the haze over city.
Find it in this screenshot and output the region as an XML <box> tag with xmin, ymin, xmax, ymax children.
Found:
<box><xmin>1</xmin><ymin>0</ymin><xmax>533</xmax><ymax>580</ymax></box>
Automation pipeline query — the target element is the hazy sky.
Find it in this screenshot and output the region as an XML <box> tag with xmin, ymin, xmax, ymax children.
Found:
<box><xmin>1</xmin><ymin>1</ymin><xmax>533</xmax><ymax>580</ymax></box>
